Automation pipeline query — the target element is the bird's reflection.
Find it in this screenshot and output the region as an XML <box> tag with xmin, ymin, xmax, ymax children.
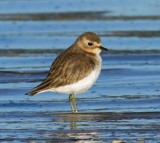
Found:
<box><xmin>51</xmin><ymin>113</ymin><xmax>100</xmax><ymax>142</ymax></box>
<box><xmin>69</xmin><ymin>114</ymin><xmax>78</xmax><ymax>130</ymax></box>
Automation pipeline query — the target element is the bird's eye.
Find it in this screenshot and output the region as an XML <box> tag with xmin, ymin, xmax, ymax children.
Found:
<box><xmin>88</xmin><ymin>42</ymin><xmax>93</xmax><ymax>46</ymax></box>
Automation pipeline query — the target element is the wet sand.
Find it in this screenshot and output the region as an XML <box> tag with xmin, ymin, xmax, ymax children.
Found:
<box><xmin>0</xmin><ymin>0</ymin><xmax>160</xmax><ymax>142</ymax></box>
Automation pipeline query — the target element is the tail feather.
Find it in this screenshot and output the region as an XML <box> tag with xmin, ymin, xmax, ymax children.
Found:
<box><xmin>26</xmin><ymin>80</ymin><xmax>51</xmax><ymax>96</ymax></box>
<box><xmin>25</xmin><ymin>90</ymin><xmax>39</xmax><ymax>96</ymax></box>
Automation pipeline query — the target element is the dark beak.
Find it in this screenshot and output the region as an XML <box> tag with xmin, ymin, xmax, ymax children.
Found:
<box><xmin>99</xmin><ymin>46</ymin><xmax>109</xmax><ymax>51</ymax></box>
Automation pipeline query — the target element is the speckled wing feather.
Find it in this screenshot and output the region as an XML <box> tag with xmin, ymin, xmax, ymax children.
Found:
<box><xmin>27</xmin><ymin>48</ymin><xmax>98</xmax><ymax>96</ymax></box>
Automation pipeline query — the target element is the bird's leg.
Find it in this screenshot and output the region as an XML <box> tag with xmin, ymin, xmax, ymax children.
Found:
<box><xmin>73</xmin><ymin>95</ymin><xmax>78</xmax><ymax>113</ymax></box>
<box><xmin>69</xmin><ymin>94</ymin><xmax>78</xmax><ymax>113</ymax></box>
<box><xmin>69</xmin><ymin>94</ymin><xmax>74</xmax><ymax>113</ymax></box>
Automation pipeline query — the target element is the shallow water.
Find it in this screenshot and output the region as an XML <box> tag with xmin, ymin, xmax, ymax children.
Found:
<box><xmin>0</xmin><ymin>0</ymin><xmax>160</xmax><ymax>142</ymax></box>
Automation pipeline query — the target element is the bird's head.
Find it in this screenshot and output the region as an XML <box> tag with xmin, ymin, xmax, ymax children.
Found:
<box><xmin>75</xmin><ymin>32</ymin><xmax>108</xmax><ymax>54</ymax></box>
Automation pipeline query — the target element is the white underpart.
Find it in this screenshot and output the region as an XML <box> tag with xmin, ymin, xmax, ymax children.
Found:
<box><xmin>47</xmin><ymin>55</ymin><xmax>102</xmax><ymax>95</ymax></box>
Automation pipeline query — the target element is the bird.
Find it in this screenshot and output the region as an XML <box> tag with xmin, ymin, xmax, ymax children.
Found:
<box><xmin>26</xmin><ymin>32</ymin><xmax>108</xmax><ymax>113</ymax></box>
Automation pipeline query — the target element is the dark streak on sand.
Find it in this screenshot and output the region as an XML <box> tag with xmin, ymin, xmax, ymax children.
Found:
<box><xmin>1</xmin><ymin>12</ymin><xmax>160</xmax><ymax>21</ymax></box>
